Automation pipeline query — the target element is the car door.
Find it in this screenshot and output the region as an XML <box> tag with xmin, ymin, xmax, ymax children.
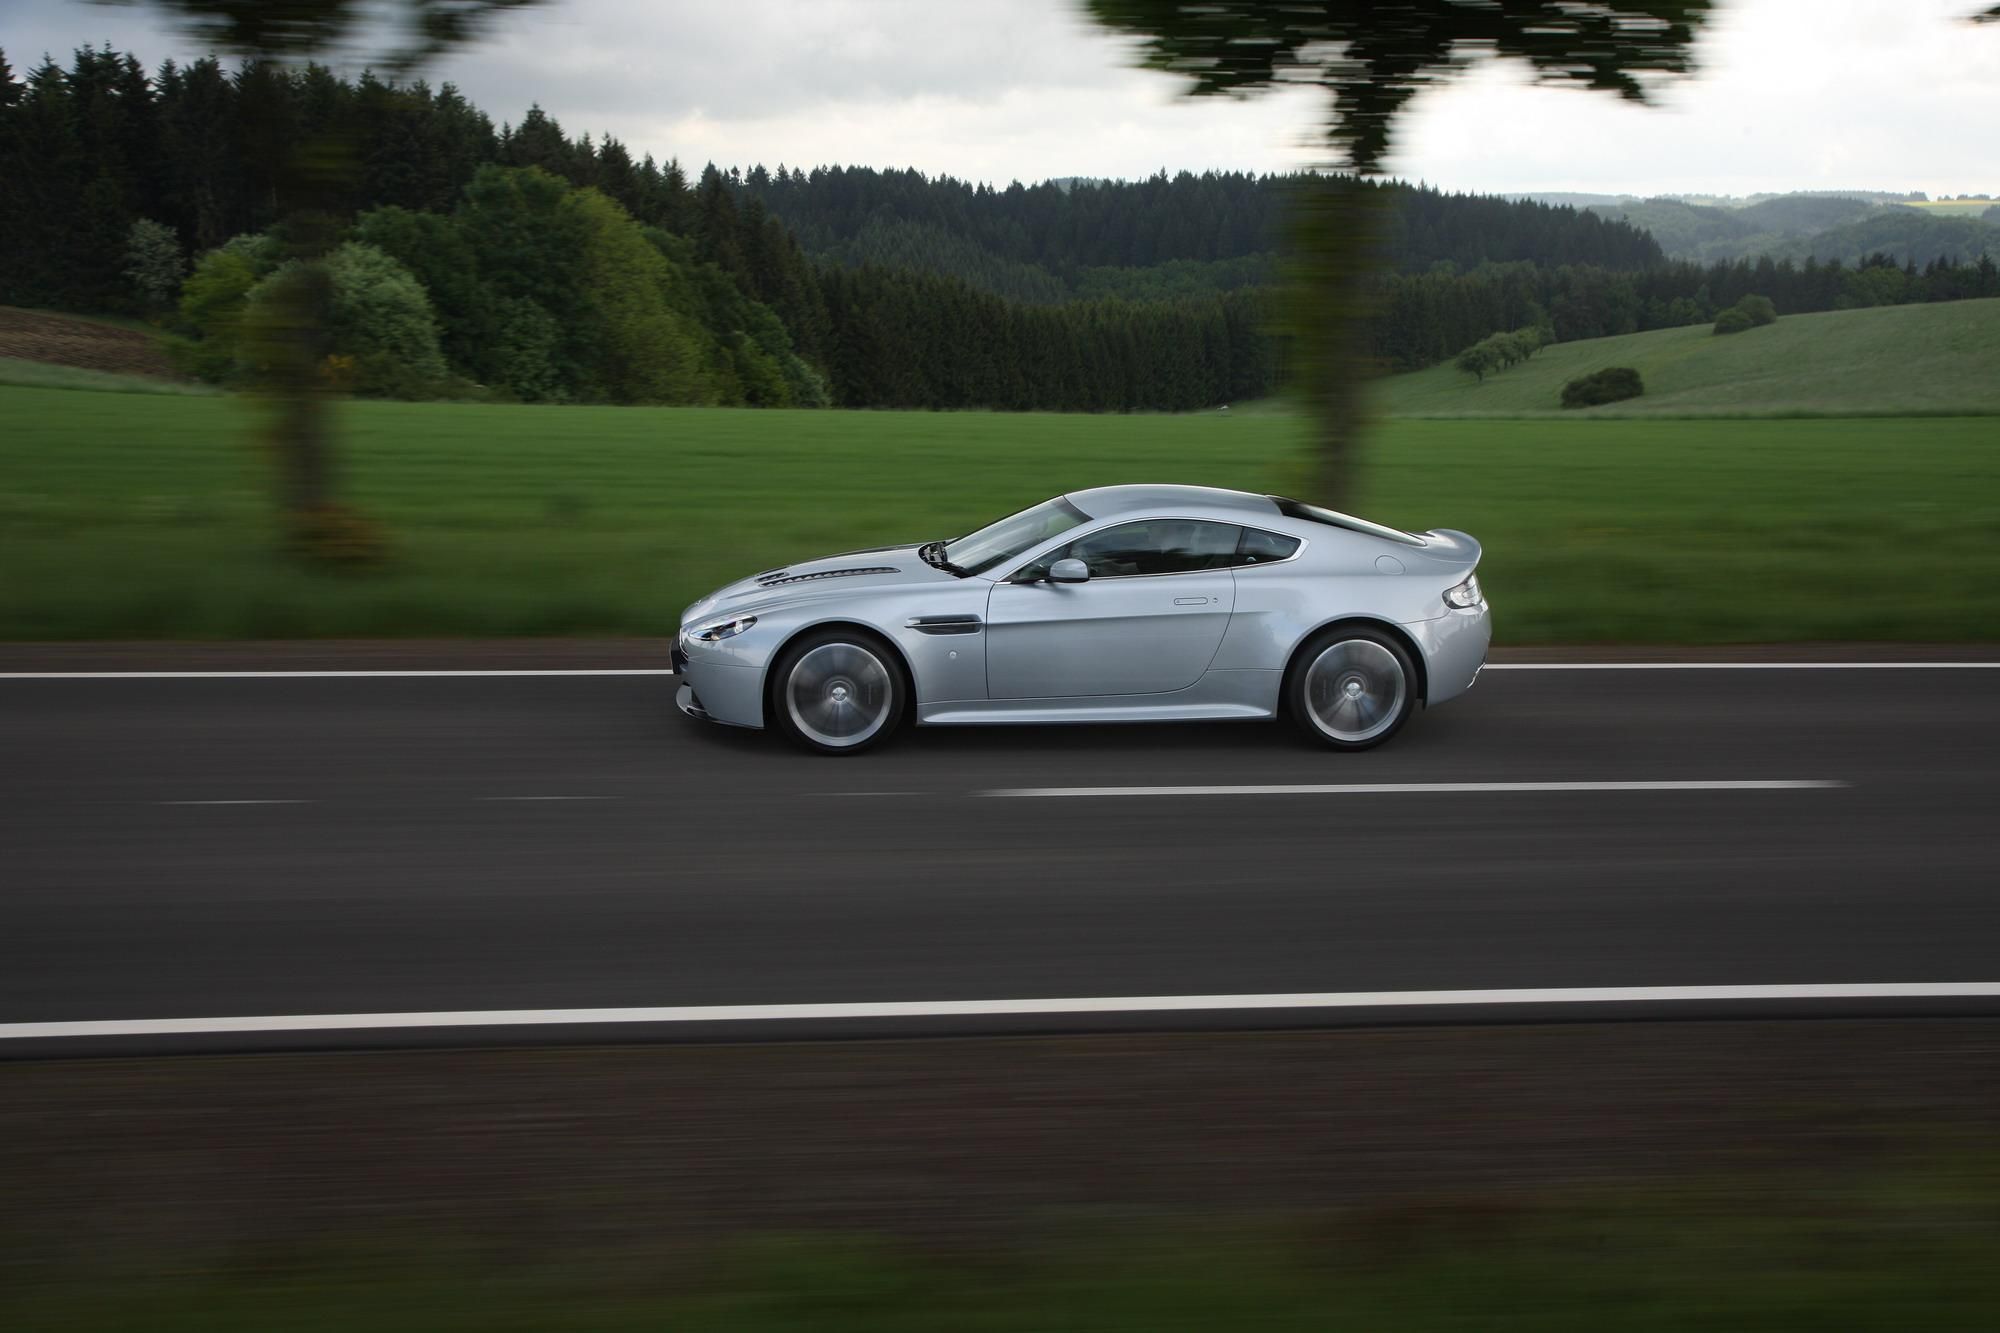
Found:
<box><xmin>984</xmin><ymin>518</ymin><xmax>1239</xmax><ymax>698</ymax></box>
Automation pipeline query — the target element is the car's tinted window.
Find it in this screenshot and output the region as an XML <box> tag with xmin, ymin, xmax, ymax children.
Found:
<box><xmin>1018</xmin><ymin>519</ymin><xmax>1242</xmax><ymax>579</ymax></box>
<box><xmin>1234</xmin><ymin>527</ymin><xmax>1301</xmax><ymax>566</ymax></box>
<box><xmin>1267</xmin><ymin>496</ymin><xmax>1426</xmax><ymax>546</ymax></box>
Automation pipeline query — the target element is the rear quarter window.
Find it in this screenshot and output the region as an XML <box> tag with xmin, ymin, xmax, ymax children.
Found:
<box><xmin>1235</xmin><ymin>528</ymin><xmax>1301</xmax><ymax>566</ymax></box>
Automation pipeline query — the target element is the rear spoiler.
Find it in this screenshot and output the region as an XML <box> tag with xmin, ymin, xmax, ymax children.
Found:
<box><xmin>1420</xmin><ymin>528</ymin><xmax>1482</xmax><ymax>569</ymax></box>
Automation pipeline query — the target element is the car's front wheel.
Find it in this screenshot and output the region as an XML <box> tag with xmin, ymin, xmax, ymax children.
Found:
<box><xmin>769</xmin><ymin>629</ymin><xmax>906</xmax><ymax>754</ymax></box>
<box><xmin>1287</xmin><ymin>627</ymin><xmax>1417</xmax><ymax>751</ymax></box>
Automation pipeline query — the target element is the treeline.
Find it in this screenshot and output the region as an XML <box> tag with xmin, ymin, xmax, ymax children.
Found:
<box><xmin>0</xmin><ymin>46</ymin><xmax>834</xmax><ymax>358</ymax></box>
<box><xmin>734</xmin><ymin>164</ymin><xmax>1665</xmax><ymax>302</ymax></box>
<box><xmin>816</xmin><ymin>267</ymin><xmax>1276</xmax><ymax>411</ymax></box>
<box><xmin>0</xmin><ymin>46</ymin><xmax>1276</xmax><ymax>408</ymax></box>
<box><xmin>1372</xmin><ymin>252</ymin><xmax>2000</xmax><ymax>371</ymax></box>
<box><xmin>4</xmin><ymin>46</ymin><xmax>1997</xmax><ymax>412</ymax></box>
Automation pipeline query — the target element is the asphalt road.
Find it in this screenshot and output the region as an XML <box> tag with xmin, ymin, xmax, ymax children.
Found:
<box><xmin>4</xmin><ymin>662</ymin><xmax>1997</xmax><ymax>1049</ymax></box>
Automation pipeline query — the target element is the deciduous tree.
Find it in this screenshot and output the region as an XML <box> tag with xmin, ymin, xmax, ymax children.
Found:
<box><xmin>101</xmin><ymin>0</ymin><xmax>545</xmax><ymax>551</ymax></box>
<box><xmin>123</xmin><ymin>216</ymin><xmax>186</xmax><ymax>311</ymax></box>
<box><xmin>1083</xmin><ymin>0</ymin><xmax>1717</xmax><ymax>503</ymax></box>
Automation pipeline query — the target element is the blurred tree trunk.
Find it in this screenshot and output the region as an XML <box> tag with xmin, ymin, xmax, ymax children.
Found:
<box><xmin>263</xmin><ymin>256</ymin><xmax>336</xmax><ymax>512</ymax></box>
<box><xmin>255</xmin><ymin>133</ymin><xmax>349</xmax><ymax>521</ymax></box>
<box><xmin>1289</xmin><ymin>172</ymin><xmax>1387</xmax><ymax>506</ymax></box>
<box><xmin>110</xmin><ymin>0</ymin><xmax>546</xmax><ymax>559</ymax></box>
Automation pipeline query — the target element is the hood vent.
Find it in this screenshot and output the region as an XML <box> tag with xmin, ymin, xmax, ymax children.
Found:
<box><xmin>754</xmin><ymin>565</ymin><xmax>899</xmax><ymax>589</ymax></box>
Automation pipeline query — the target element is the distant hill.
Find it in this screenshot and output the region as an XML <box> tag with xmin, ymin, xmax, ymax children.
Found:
<box><xmin>1784</xmin><ymin>209</ymin><xmax>2000</xmax><ymax>267</ymax></box>
<box><xmin>738</xmin><ymin>168</ymin><xmax>1664</xmax><ymax>304</ymax></box>
<box><xmin>1576</xmin><ymin>193</ymin><xmax>2000</xmax><ymax>267</ymax></box>
<box><xmin>1376</xmin><ymin>298</ymin><xmax>2000</xmax><ymax>416</ymax></box>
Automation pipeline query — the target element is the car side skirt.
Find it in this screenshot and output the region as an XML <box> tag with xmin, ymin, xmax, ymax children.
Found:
<box><xmin>918</xmin><ymin>669</ymin><xmax>1281</xmax><ymax>726</ymax></box>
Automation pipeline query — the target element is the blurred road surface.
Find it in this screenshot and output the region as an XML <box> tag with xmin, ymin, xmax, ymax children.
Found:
<box><xmin>4</xmin><ymin>662</ymin><xmax>1996</xmax><ymax>1048</ymax></box>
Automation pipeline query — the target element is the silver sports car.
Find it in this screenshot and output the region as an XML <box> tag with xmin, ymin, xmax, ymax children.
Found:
<box><xmin>674</xmin><ymin>484</ymin><xmax>1489</xmax><ymax>754</ymax></box>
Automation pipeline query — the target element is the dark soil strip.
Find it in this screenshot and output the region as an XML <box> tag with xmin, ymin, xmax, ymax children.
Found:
<box><xmin>0</xmin><ymin>306</ymin><xmax>179</xmax><ymax>379</ymax></box>
<box><xmin>6</xmin><ymin>1021</ymin><xmax>1999</xmax><ymax>1269</ymax></box>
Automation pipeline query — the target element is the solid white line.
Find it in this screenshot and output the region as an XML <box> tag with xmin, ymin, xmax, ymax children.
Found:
<box><xmin>0</xmin><ymin>669</ymin><xmax>676</xmax><ymax>680</ymax></box>
<box><xmin>2</xmin><ymin>663</ymin><xmax>1996</xmax><ymax>681</ymax></box>
<box><xmin>6</xmin><ymin>982</ymin><xmax>1997</xmax><ymax>1040</ymax></box>
<box><xmin>1483</xmin><ymin>662</ymin><xmax>2000</xmax><ymax>671</ymax></box>
<box><xmin>982</xmin><ymin>779</ymin><xmax>1847</xmax><ymax>798</ymax></box>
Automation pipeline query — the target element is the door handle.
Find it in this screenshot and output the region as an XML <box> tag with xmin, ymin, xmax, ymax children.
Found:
<box><xmin>1173</xmin><ymin>596</ymin><xmax>1213</xmax><ymax>606</ymax></box>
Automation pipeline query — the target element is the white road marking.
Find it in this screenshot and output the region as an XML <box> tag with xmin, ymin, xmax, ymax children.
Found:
<box><xmin>3</xmin><ymin>663</ymin><xmax>1997</xmax><ymax>681</ymax></box>
<box><xmin>982</xmin><ymin>779</ymin><xmax>1847</xmax><ymax>798</ymax></box>
<box><xmin>1481</xmin><ymin>662</ymin><xmax>2000</xmax><ymax>670</ymax></box>
<box><xmin>481</xmin><ymin>795</ymin><xmax>616</xmax><ymax>802</ymax></box>
<box><xmin>0</xmin><ymin>669</ymin><xmax>676</xmax><ymax>680</ymax></box>
<box><xmin>6</xmin><ymin>982</ymin><xmax>1998</xmax><ymax>1041</ymax></box>
<box><xmin>157</xmin><ymin>799</ymin><xmax>310</xmax><ymax>806</ymax></box>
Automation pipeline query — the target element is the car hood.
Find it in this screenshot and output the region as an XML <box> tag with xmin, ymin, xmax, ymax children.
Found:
<box><xmin>682</xmin><ymin>543</ymin><xmax>961</xmax><ymax>623</ymax></box>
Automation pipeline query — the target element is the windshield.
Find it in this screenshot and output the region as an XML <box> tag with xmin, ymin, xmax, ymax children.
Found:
<box><xmin>944</xmin><ymin>496</ymin><xmax>1091</xmax><ymax>576</ymax></box>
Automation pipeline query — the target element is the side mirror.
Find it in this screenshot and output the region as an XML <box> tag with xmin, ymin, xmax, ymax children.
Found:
<box><xmin>1050</xmin><ymin>558</ymin><xmax>1090</xmax><ymax>584</ymax></box>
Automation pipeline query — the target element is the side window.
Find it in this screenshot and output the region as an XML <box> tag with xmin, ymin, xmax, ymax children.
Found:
<box><xmin>1063</xmin><ymin>519</ymin><xmax>1243</xmax><ymax>577</ymax></box>
<box><xmin>1233</xmin><ymin>527</ymin><xmax>1302</xmax><ymax>567</ymax></box>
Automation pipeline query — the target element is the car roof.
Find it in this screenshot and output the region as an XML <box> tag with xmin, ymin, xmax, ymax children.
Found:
<box><xmin>1065</xmin><ymin>484</ymin><xmax>1283</xmax><ymax>521</ymax></box>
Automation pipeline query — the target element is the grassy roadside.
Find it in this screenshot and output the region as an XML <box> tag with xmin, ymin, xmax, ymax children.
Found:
<box><xmin>3</xmin><ymin>385</ymin><xmax>1997</xmax><ymax>642</ymax></box>
<box><xmin>8</xmin><ymin>1021</ymin><xmax>2000</xmax><ymax>1329</ymax></box>
<box><xmin>0</xmin><ymin>355</ymin><xmax>217</xmax><ymax>396</ymax></box>
<box><xmin>10</xmin><ymin>1188</ymin><xmax>2000</xmax><ymax>1331</ymax></box>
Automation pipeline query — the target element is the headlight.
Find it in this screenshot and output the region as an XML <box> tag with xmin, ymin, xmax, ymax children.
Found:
<box><xmin>692</xmin><ymin>615</ymin><xmax>757</xmax><ymax>643</ymax></box>
<box><xmin>1443</xmin><ymin>574</ymin><xmax>1483</xmax><ymax>609</ymax></box>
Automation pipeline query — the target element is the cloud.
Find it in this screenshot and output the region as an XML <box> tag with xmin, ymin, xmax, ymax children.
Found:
<box><xmin>6</xmin><ymin>0</ymin><xmax>1995</xmax><ymax>193</ymax></box>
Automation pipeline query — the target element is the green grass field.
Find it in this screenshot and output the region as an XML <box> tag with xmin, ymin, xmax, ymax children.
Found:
<box><xmin>0</xmin><ymin>356</ymin><xmax>216</xmax><ymax>396</ymax></box>
<box><xmin>5</xmin><ymin>383</ymin><xmax>1997</xmax><ymax>642</ymax></box>
<box><xmin>1378</xmin><ymin>298</ymin><xmax>2000</xmax><ymax>417</ymax></box>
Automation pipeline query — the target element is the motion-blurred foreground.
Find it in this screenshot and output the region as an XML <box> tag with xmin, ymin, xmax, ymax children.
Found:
<box><xmin>4</xmin><ymin>0</ymin><xmax>2000</xmax><ymax>1326</ymax></box>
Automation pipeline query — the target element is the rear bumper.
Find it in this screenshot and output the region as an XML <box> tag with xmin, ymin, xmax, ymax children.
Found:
<box><xmin>1408</xmin><ymin>605</ymin><xmax>1490</xmax><ymax>706</ymax></box>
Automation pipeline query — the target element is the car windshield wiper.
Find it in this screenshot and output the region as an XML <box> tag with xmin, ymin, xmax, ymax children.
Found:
<box><xmin>919</xmin><ymin>539</ymin><xmax>967</xmax><ymax>577</ymax></box>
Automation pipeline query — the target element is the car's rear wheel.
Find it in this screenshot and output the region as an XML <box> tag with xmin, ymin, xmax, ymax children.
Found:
<box><xmin>1287</xmin><ymin>627</ymin><xmax>1416</xmax><ymax>751</ymax></box>
<box><xmin>769</xmin><ymin>629</ymin><xmax>906</xmax><ymax>754</ymax></box>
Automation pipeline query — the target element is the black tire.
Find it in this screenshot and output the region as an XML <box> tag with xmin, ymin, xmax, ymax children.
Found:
<box><xmin>767</xmin><ymin>628</ymin><xmax>908</xmax><ymax>755</ymax></box>
<box><xmin>1285</xmin><ymin>625</ymin><xmax>1418</xmax><ymax>751</ymax></box>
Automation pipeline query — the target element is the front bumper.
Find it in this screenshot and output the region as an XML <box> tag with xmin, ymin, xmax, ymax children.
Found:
<box><xmin>673</xmin><ymin>639</ymin><xmax>766</xmax><ymax>728</ymax></box>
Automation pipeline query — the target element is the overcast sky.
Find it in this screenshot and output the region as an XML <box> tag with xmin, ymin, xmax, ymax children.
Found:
<box><xmin>7</xmin><ymin>0</ymin><xmax>1996</xmax><ymax>196</ymax></box>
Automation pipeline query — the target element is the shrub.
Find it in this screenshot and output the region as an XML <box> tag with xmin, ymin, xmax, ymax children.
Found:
<box><xmin>1736</xmin><ymin>294</ymin><xmax>1778</xmax><ymax>326</ymax></box>
<box><xmin>1560</xmin><ymin>367</ymin><xmax>1644</xmax><ymax>409</ymax></box>
<box><xmin>1715</xmin><ymin>294</ymin><xmax>1777</xmax><ymax>334</ymax></box>
<box><xmin>1712</xmin><ymin>306</ymin><xmax>1755</xmax><ymax>335</ymax></box>
<box><xmin>170</xmin><ymin>247</ymin><xmax>262</xmax><ymax>381</ymax></box>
